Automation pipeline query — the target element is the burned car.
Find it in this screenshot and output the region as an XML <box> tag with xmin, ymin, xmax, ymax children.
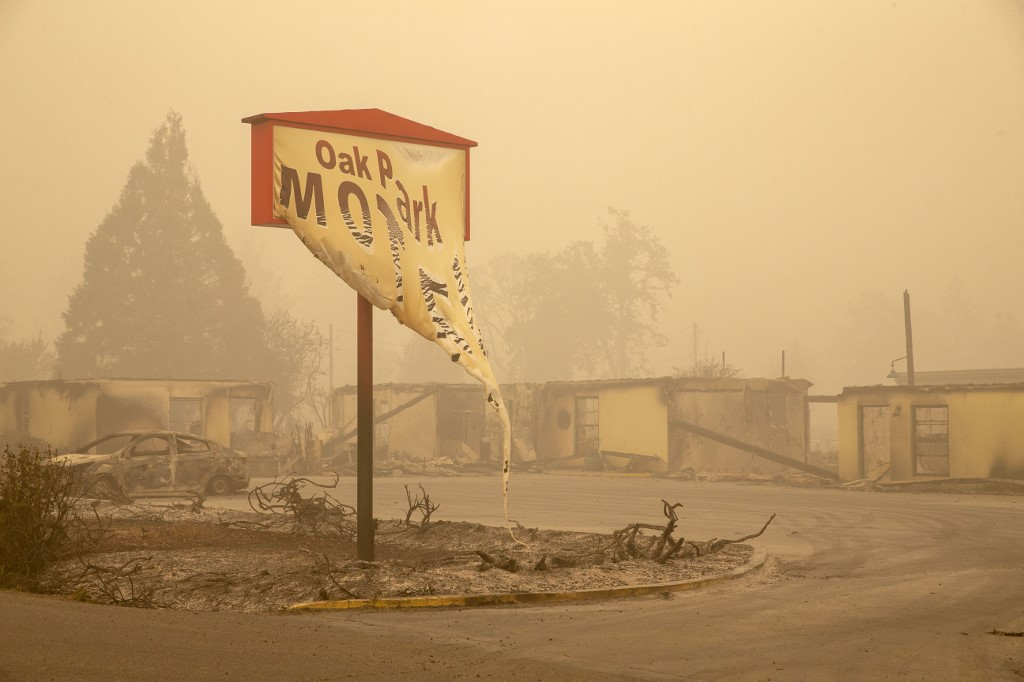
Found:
<box><xmin>62</xmin><ymin>430</ymin><xmax>250</xmax><ymax>497</ymax></box>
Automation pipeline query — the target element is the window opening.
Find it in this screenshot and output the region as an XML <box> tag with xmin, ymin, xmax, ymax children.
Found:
<box><xmin>176</xmin><ymin>435</ymin><xmax>212</xmax><ymax>455</ymax></box>
<box><xmin>128</xmin><ymin>434</ymin><xmax>174</xmax><ymax>489</ymax></box>
<box><xmin>229</xmin><ymin>398</ymin><xmax>258</xmax><ymax>448</ymax></box>
<box><xmin>913</xmin><ymin>406</ymin><xmax>949</xmax><ymax>476</ymax></box>
<box><xmin>169</xmin><ymin>398</ymin><xmax>203</xmax><ymax>435</ymax></box>
<box><xmin>374</xmin><ymin>398</ymin><xmax>391</xmax><ymax>448</ymax></box>
<box><xmin>16</xmin><ymin>399</ymin><xmax>29</xmax><ymax>435</ymax></box>
<box><xmin>574</xmin><ymin>397</ymin><xmax>600</xmax><ymax>458</ymax></box>
<box><xmin>440</xmin><ymin>391</ymin><xmax>478</xmax><ymax>442</ymax></box>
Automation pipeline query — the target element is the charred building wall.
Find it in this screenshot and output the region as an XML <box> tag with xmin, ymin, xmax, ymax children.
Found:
<box><xmin>328</xmin><ymin>377</ymin><xmax>813</xmax><ymax>474</ymax></box>
<box><xmin>668</xmin><ymin>378</ymin><xmax>812</xmax><ymax>475</ymax></box>
<box><xmin>0</xmin><ymin>379</ymin><xmax>273</xmax><ymax>452</ymax></box>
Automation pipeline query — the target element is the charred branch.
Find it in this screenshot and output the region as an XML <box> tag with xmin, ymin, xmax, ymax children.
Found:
<box><xmin>476</xmin><ymin>551</ymin><xmax>519</xmax><ymax>572</ymax></box>
<box><xmin>700</xmin><ymin>513</ymin><xmax>776</xmax><ymax>555</ymax></box>
<box><xmin>534</xmin><ymin>554</ymin><xmax>583</xmax><ymax>570</ymax></box>
<box><xmin>303</xmin><ymin>549</ymin><xmax>360</xmax><ymax>600</ymax></box>
<box><xmin>176</xmin><ymin>571</ymin><xmax>238</xmax><ymax>595</ymax></box>
<box><xmin>168</xmin><ymin>490</ymin><xmax>206</xmax><ymax>514</ymax></box>
<box><xmin>608</xmin><ymin>500</ymin><xmax>690</xmax><ymax>563</ymax></box>
<box><xmin>215</xmin><ymin>515</ymin><xmax>280</xmax><ymax>531</ymax></box>
<box><xmin>607</xmin><ymin>501</ymin><xmax>775</xmax><ymax>563</ymax></box>
<box><xmin>403</xmin><ymin>484</ymin><xmax>440</xmax><ymax>527</ymax></box>
<box><xmin>63</xmin><ymin>556</ymin><xmax>165</xmax><ymax>608</ymax></box>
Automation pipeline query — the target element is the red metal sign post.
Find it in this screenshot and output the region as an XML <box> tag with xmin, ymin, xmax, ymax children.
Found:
<box><xmin>356</xmin><ymin>294</ymin><xmax>373</xmax><ymax>559</ymax></box>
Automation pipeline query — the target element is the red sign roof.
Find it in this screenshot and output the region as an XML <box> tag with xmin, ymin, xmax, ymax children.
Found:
<box><xmin>241</xmin><ymin>109</ymin><xmax>477</xmax><ymax>148</ymax></box>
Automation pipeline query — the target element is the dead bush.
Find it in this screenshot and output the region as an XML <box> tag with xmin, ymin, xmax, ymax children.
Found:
<box><xmin>403</xmin><ymin>484</ymin><xmax>439</xmax><ymax>527</ymax></box>
<box><xmin>0</xmin><ymin>444</ymin><xmax>103</xmax><ymax>588</ymax></box>
<box><xmin>248</xmin><ymin>474</ymin><xmax>355</xmax><ymax>538</ymax></box>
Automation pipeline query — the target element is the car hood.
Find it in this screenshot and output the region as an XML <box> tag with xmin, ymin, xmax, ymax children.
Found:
<box><xmin>58</xmin><ymin>453</ymin><xmax>113</xmax><ymax>467</ymax></box>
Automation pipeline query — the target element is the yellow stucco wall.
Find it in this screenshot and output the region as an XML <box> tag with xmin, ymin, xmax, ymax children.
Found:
<box><xmin>836</xmin><ymin>398</ymin><xmax>864</xmax><ymax>481</ymax></box>
<box><xmin>945</xmin><ymin>391</ymin><xmax>1024</xmax><ymax>479</ymax></box>
<box><xmin>333</xmin><ymin>387</ymin><xmax>441</xmax><ymax>461</ymax></box>
<box><xmin>13</xmin><ymin>383</ymin><xmax>101</xmax><ymax>450</ymax></box>
<box><xmin>532</xmin><ymin>378</ymin><xmax>808</xmax><ymax>474</ymax></box>
<box><xmin>532</xmin><ymin>383</ymin><xmax>670</xmax><ymax>470</ymax></box>
<box><xmin>597</xmin><ymin>385</ymin><xmax>668</xmax><ymax>468</ymax></box>
<box><xmin>536</xmin><ymin>390</ymin><xmax>575</xmax><ymax>462</ymax></box>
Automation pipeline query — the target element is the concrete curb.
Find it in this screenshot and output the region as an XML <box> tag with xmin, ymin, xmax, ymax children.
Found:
<box><xmin>289</xmin><ymin>546</ymin><xmax>767</xmax><ymax>612</ymax></box>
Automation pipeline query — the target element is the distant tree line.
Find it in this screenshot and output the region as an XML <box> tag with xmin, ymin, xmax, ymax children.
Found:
<box><xmin>4</xmin><ymin>113</ymin><xmax>1024</xmax><ymax>408</ymax></box>
<box><xmin>0</xmin><ymin>325</ymin><xmax>53</xmax><ymax>382</ymax></box>
<box><xmin>474</xmin><ymin>208</ymin><xmax>679</xmax><ymax>383</ymax></box>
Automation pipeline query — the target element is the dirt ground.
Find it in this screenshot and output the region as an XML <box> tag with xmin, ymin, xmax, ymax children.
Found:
<box><xmin>44</xmin><ymin>502</ymin><xmax>753</xmax><ymax>613</ymax></box>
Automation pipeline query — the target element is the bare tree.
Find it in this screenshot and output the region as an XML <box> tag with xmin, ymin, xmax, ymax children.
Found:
<box><xmin>592</xmin><ymin>208</ymin><xmax>679</xmax><ymax>378</ymax></box>
<box><xmin>264</xmin><ymin>311</ymin><xmax>331</xmax><ymax>431</ymax></box>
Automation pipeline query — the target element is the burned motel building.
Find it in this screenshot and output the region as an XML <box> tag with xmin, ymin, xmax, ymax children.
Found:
<box><xmin>327</xmin><ymin>373</ymin><xmax>1024</xmax><ymax>483</ymax></box>
<box><xmin>6</xmin><ymin>372</ymin><xmax>1024</xmax><ymax>484</ymax></box>
<box><xmin>326</xmin><ymin>377</ymin><xmax>821</xmax><ymax>478</ymax></box>
<box><xmin>838</xmin><ymin>371</ymin><xmax>1024</xmax><ymax>482</ymax></box>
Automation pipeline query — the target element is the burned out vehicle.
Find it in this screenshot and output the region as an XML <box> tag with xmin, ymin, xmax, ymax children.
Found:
<box><xmin>62</xmin><ymin>430</ymin><xmax>250</xmax><ymax>497</ymax></box>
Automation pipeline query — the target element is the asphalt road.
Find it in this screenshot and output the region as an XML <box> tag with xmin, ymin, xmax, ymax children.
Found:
<box><xmin>2</xmin><ymin>474</ymin><xmax>1023</xmax><ymax>680</ymax></box>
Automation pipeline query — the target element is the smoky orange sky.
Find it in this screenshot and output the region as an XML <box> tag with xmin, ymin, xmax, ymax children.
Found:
<box><xmin>2</xmin><ymin>0</ymin><xmax>1022</xmax><ymax>393</ymax></box>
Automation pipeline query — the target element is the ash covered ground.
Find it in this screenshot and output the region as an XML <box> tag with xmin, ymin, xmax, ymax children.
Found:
<box><xmin>44</xmin><ymin>503</ymin><xmax>753</xmax><ymax>612</ymax></box>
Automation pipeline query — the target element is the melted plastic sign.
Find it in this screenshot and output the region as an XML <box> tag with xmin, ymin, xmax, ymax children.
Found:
<box><xmin>272</xmin><ymin>125</ymin><xmax>516</xmax><ymax>532</ymax></box>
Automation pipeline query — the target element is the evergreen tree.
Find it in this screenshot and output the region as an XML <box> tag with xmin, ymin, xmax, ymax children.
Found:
<box><xmin>57</xmin><ymin>112</ymin><xmax>273</xmax><ymax>381</ymax></box>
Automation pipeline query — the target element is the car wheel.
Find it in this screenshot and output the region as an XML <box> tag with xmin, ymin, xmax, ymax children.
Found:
<box><xmin>206</xmin><ymin>475</ymin><xmax>231</xmax><ymax>496</ymax></box>
<box><xmin>90</xmin><ymin>476</ymin><xmax>122</xmax><ymax>500</ymax></box>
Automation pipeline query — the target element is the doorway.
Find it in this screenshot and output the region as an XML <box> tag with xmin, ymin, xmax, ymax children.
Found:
<box><xmin>858</xmin><ymin>405</ymin><xmax>890</xmax><ymax>478</ymax></box>
<box><xmin>574</xmin><ymin>397</ymin><xmax>600</xmax><ymax>467</ymax></box>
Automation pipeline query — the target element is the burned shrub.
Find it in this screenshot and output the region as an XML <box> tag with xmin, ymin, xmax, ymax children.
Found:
<box><xmin>0</xmin><ymin>444</ymin><xmax>98</xmax><ymax>587</ymax></box>
<box><xmin>248</xmin><ymin>474</ymin><xmax>355</xmax><ymax>538</ymax></box>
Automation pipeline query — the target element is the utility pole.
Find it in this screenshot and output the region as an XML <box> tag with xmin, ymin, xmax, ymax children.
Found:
<box><xmin>903</xmin><ymin>290</ymin><xmax>915</xmax><ymax>387</ymax></box>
